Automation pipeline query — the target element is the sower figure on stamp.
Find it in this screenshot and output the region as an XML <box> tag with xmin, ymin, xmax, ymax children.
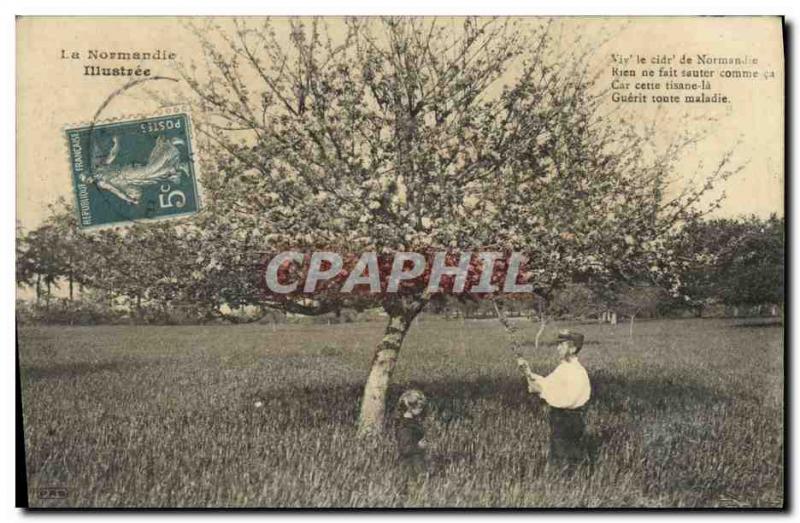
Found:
<box><xmin>517</xmin><ymin>330</ymin><xmax>591</xmax><ymax>469</ymax></box>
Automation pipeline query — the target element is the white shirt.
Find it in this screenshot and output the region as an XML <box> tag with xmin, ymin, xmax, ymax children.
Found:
<box><xmin>533</xmin><ymin>358</ymin><xmax>591</xmax><ymax>409</ymax></box>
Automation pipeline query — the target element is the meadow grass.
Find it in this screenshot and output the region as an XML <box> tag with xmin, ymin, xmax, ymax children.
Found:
<box><xmin>18</xmin><ymin>317</ymin><xmax>783</xmax><ymax>508</ymax></box>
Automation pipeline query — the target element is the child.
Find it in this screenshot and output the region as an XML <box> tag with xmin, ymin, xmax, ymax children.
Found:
<box><xmin>395</xmin><ymin>389</ymin><xmax>428</xmax><ymax>479</ymax></box>
<box><xmin>517</xmin><ymin>330</ymin><xmax>591</xmax><ymax>469</ymax></box>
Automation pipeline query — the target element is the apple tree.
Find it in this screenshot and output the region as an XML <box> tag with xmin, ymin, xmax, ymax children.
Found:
<box><xmin>176</xmin><ymin>17</ymin><xmax>735</xmax><ymax>434</ymax></box>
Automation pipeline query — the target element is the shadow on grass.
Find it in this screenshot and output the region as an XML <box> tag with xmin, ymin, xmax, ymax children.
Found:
<box><xmin>250</xmin><ymin>371</ymin><xmax>736</xmax><ymax>429</ymax></box>
<box><xmin>589</xmin><ymin>370</ymin><xmax>743</xmax><ymax>414</ymax></box>
<box><xmin>21</xmin><ymin>361</ymin><xmax>135</xmax><ymax>382</ymax></box>
<box><xmin>730</xmin><ymin>319</ymin><xmax>783</xmax><ymax>328</ymax></box>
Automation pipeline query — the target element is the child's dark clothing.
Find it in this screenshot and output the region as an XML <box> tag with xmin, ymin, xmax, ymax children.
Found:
<box><xmin>396</xmin><ymin>416</ymin><xmax>427</xmax><ymax>477</ymax></box>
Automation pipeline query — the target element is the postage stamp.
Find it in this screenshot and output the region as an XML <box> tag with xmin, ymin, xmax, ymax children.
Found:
<box><xmin>65</xmin><ymin>113</ymin><xmax>201</xmax><ymax>229</ymax></box>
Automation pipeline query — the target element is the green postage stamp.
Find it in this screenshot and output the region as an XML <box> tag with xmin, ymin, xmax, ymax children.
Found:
<box><xmin>66</xmin><ymin>113</ymin><xmax>201</xmax><ymax>229</ymax></box>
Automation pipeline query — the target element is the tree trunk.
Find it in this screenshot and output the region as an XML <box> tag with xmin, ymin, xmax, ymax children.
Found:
<box><xmin>610</xmin><ymin>311</ymin><xmax>618</xmax><ymax>325</ymax></box>
<box><xmin>357</xmin><ymin>299</ymin><xmax>424</xmax><ymax>436</ymax></box>
<box><xmin>35</xmin><ymin>274</ymin><xmax>41</xmax><ymax>306</ymax></box>
<box><xmin>69</xmin><ymin>272</ymin><xmax>74</xmax><ymax>302</ymax></box>
<box><xmin>629</xmin><ymin>313</ymin><xmax>637</xmax><ymax>338</ymax></box>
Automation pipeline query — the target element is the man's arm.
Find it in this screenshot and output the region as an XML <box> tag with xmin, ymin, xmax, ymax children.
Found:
<box><xmin>516</xmin><ymin>357</ymin><xmax>543</xmax><ymax>394</ymax></box>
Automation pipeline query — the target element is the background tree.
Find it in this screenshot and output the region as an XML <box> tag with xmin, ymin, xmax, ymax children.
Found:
<box><xmin>16</xmin><ymin>201</ymin><xmax>86</xmax><ymax>308</ymax></box>
<box><xmin>16</xmin><ymin>223</ymin><xmax>36</xmax><ymax>301</ymax></box>
<box><xmin>608</xmin><ymin>284</ymin><xmax>667</xmax><ymax>336</ymax></box>
<box><xmin>676</xmin><ymin>214</ymin><xmax>784</xmax><ymax>317</ymax></box>
<box><xmin>548</xmin><ymin>283</ymin><xmax>602</xmax><ymax>321</ymax></box>
<box><xmin>77</xmin><ymin>221</ymin><xmax>229</xmax><ymax>323</ymax></box>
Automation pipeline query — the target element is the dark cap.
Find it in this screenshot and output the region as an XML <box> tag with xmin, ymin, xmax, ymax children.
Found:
<box><xmin>557</xmin><ymin>330</ymin><xmax>584</xmax><ymax>352</ymax></box>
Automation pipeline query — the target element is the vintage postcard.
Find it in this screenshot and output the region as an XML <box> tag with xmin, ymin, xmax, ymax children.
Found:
<box><xmin>16</xmin><ymin>16</ymin><xmax>785</xmax><ymax>508</ymax></box>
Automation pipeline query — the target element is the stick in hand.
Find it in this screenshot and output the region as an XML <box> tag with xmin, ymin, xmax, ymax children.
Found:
<box><xmin>492</xmin><ymin>300</ymin><xmax>523</xmax><ymax>357</ymax></box>
<box><xmin>493</xmin><ymin>301</ymin><xmax>543</xmax><ymax>393</ymax></box>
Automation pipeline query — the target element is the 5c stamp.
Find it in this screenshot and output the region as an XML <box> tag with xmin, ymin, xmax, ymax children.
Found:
<box><xmin>66</xmin><ymin>113</ymin><xmax>201</xmax><ymax>229</ymax></box>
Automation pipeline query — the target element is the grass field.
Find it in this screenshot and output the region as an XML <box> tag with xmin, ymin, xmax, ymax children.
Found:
<box><xmin>18</xmin><ymin>317</ymin><xmax>783</xmax><ymax>508</ymax></box>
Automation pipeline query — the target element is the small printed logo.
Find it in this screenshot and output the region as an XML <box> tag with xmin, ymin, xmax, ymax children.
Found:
<box><xmin>37</xmin><ymin>486</ymin><xmax>68</xmax><ymax>500</ymax></box>
<box><xmin>66</xmin><ymin>113</ymin><xmax>201</xmax><ymax>229</ymax></box>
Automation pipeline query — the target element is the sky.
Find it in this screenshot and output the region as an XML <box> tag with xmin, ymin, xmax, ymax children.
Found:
<box><xmin>16</xmin><ymin>16</ymin><xmax>784</xmax><ymax>230</ymax></box>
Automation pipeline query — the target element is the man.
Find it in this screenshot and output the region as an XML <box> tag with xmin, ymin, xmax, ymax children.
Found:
<box><xmin>517</xmin><ymin>329</ymin><xmax>591</xmax><ymax>468</ymax></box>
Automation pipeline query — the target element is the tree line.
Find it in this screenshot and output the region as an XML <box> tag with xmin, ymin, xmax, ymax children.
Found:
<box><xmin>17</xmin><ymin>200</ymin><xmax>783</xmax><ymax>326</ymax></box>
